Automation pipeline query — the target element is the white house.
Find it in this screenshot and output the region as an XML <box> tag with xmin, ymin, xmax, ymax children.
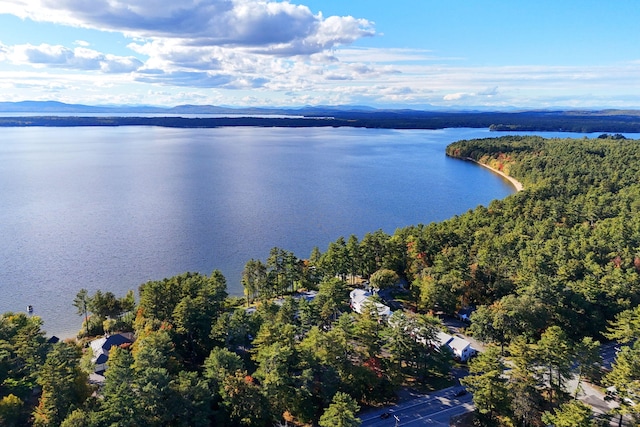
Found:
<box><xmin>90</xmin><ymin>333</ymin><xmax>134</xmax><ymax>373</ymax></box>
<box><xmin>432</xmin><ymin>331</ymin><xmax>476</xmax><ymax>362</ymax></box>
<box><xmin>349</xmin><ymin>289</ymin><xmax>392</xmax><ymax>318</ymax></box>
<box><xmin>447</xmin><ymin>336</ymin><xmax>477</xmax><ymax>362</ymax></box>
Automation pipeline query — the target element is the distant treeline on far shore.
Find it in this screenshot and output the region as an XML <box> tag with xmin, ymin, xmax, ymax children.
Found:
<box><xmin>3</xmin><ymin>109</ymin><xmax>640</xmax><ymax>132</ymax></box>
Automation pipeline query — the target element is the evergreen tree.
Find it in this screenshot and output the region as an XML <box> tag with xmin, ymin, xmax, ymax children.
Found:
<box><xmin>72</xmin><ymin>289</ymin><xmax>90</xmax><ymax>338</ymax></box>
<box><xmin>508</xmin><ymin>336</ymin><xmax>543</xmax><ymax>426</ymax></box>
<box><xmin>461</xmin><ymin>346</ymin><xmax>509</xmax><ymax>421</ymax></box>
<box><xmin>33</xmin><ymin>343</ymin><xmax>91</xmax><ymax>427</ymax></box>
<box><xmin>96</xmin><ymin>346</ymin><xmax>138</xmax><ymax>427</ymax></box>
<box><xmin>573</xmin><ymin>336</ymin><xmax>601</xmax><ymax>398</ymax></box>
<box><xmin>541</xmin><ymin>400</ymin><xmax>595</xmax><ymax>427</ymax></box>
<box><xmin>536</xmin><ymin>326</ymin><xmax>573</xmax><ymax>405</ymax></box>
<box><xmin>318</xmin><ymin>392</ymin><xmax>361</xmax><ymax>427</ymax></box>
<box><xmin>170</xmin><ymin>371</ymin><xmax>212</xmax><ymax>427</ymax></box>
<box><xmin>203</xmin><ymin>347</ymin><xmax>244</xmax><ymax>394</ymax></box>
<box><xmin>132</xmin><ymin>331</ymin><xmax>178</xmax><ymax>427</ymax></box>
<box><xmin>0</xmin><ymin>394</ymin><xmax>23</xmax><ymax>427</ymax></box>
<box><xmin>604</xmin><ymin>342</ymin><xmax>640</xmax><ymax>423</ymax></box>
<box><xmin>220</xmin><ymin>370</ymin><xmax>271</xmax><ymax>427</ymax></box>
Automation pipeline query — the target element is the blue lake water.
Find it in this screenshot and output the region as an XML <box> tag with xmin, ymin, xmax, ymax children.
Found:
<box><xmin>0</xmin><ymin>126</ymin><xmax>597</xmax><ymax>337</ymax></box>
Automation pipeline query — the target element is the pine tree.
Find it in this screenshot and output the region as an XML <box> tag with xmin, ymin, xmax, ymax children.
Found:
<box><xmin>33</xmin><ymin>343</ymin><xmax>90</xmax><ymax>427</ymax></box>
<box><xmin>318</xmin><ymin>392</ymin><xmax>361</xmax><ymax>427</ymax></box>
<box><xmin>461</xmin><ymin>346</ymin><xmax>509</xmax><ymax>421</ymax></box>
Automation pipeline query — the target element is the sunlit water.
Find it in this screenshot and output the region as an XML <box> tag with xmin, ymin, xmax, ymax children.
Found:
<box><xmin>0</xmin><ymin>126</ymin><xmax>604</xmax><ymax>337</ymax></box>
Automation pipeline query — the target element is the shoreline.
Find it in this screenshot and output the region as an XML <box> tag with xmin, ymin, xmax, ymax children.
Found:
<box><xmin>1</xmin><ymin>114</ymin><xmax>640</xmax><ymax>133</ymax></box>
<box><xmin>464</xmin><ymin>157</ymin><xmax>524</xmax><ymax>192</ymax></box>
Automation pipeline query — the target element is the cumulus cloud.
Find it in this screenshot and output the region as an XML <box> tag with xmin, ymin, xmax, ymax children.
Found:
<box><xmin>1</xmin><ymin>0</ymin><xmax>374</xmax><ymax>54</ymax></box>
<box><xmin>0</xmin><ymin>0</ymin><xmax>377</xmax><ymax>92</ymax></box>
<box><xmin>4</xmin><ymin>43</ymin><xmax>143</xmax><ymax>73</ymax></box>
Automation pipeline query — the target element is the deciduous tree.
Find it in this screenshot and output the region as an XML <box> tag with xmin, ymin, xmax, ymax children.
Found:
<box><xmin>369</xmin><ymin>268</ymin><xmax>399</xmax><ymax>290</ymax></box>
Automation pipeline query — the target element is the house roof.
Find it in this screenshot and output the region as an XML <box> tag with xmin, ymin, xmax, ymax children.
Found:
<box><xmin>350</xmin><ymin>289</ymin><xmax>391</xmax><ymax>317</ymax></box>
<box><xmin>90</xmin><ymin>333</ymin><xmax>133</xmax><ymax>365</ymax></box>
<box><xmin>435</xmin><ymin>331</ymin><xmax>454</xmax><ymax>347</ymax></box>
<box><xmin>447</xmin><ymin>336</ymin><xmax>472</xmax><ymax>353</ymax></box>
<box><xmin>373</xmin><ymin>303</ymin><xmax>392</xmax><ymax>317</ymax></box>
<box><xmin>350</xmin><ymin>289</ymin><xmax>371</xmax><ymax>306</ymax></box>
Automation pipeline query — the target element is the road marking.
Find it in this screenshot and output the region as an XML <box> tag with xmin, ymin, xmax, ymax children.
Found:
<box><xmin>360</xmin><ymin>395</ymin><xmax>445</xmax><ymax>422</ymax></box>
<box><xmin>398</xmin><ymin>402</ymin><xmax>474</xmax><ymax>426</ymax></box>
<box><xmin>360</xmin><ymin>391</ymin><xmax>473</xmax><ymax>425</ymax></box>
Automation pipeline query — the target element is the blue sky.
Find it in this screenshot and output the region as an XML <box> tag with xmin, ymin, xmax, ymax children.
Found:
<box><xmin>0</xmin><ymin>0</ymin><xmax>639</xmax><ymax>108</ymax></box>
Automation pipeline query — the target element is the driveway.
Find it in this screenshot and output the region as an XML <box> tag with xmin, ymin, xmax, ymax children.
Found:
<box><xmin>441</xmin><ymin>316</ymin><xmax>487</xmax><ymax>354</ymax></box>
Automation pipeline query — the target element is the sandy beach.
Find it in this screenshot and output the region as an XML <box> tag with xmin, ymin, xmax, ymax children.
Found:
<box><xmin>465</xmin><ymin>157</ymin><xmax>524</xmax><ymax>192</ymax></box>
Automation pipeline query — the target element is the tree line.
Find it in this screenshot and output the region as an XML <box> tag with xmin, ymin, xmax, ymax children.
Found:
<box><xmin>0</xmin><ymin>270</ymin><xmax>453</xmax><ymax>426</ymax></box>
<box><xmin>3</xmin><ymin>110</ymin><xmax>640</xmax><ymax>132</ymax></box>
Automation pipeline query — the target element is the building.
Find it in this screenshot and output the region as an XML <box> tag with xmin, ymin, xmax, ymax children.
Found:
<box><xmin>433</xmin><ymin>331</ymin><xmax>476</xmax><ymax>362</ymax></box>
<box><xmin>90</xmin><ymin>333</ymin><xmax>134</xmax><ymax>374</ymax></box>
<box><xmin>446</xmin><ymin>336</ymin><xmax>477</xmax><ymax>362</ymax></box>
<box><xmin>349</xmin><ymin>288</ymin><xmax>392</xmax><ymax>318</ymax></box>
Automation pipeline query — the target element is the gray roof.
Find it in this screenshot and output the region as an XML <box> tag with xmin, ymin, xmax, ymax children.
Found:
<box><xmin>90</xmin><ymin>333</ymin><xmax>133</xmax><ymax>365</ymax></box>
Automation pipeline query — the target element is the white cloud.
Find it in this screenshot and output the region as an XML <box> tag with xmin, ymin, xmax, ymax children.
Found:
<box><xmin>0</xmin><ymin>0</ymin><xmax>376</xmax><ymax>93</ymax></box>
<box><xmin>4</xmin><ymin>43</ymin><xmax>143</xmax><ymax>73</ymax></box>
<box><xmin>335</xmin><ymin>47</ymin><xmax>445</xmax><ymax>64</ymax></box>
<box><xmin>1</xmin><ymin>0</ymin><xmax>374</xmax><ymax>54</ymax></box>
<box><xmin>135</xmin><ymin>70</ymin><xmax>235</xmax><ymax>88</ymax></box>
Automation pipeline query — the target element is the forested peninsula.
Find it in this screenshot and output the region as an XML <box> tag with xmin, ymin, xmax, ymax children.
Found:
<box><xmin>3</xmin><ymin>134</ymin><xmax>640</xmax><ymax>426</ymax></box>
<box><xmin>2</xmin><ymin>109</ymin><xmax>640</xmax><ymax>132</ymax></box>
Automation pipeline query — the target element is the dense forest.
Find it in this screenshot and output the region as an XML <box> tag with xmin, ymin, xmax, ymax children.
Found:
<box><xmin>2</xmin><ymin>109</ymin><xmax>640</xmax><ymax>132</ymax></box>
<box><xmin>3</xmin><ymin>134</ymin><xmax>640</xmax><ymax>426</ymax></box>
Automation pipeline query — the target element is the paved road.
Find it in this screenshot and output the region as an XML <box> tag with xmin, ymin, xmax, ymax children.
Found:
<box><xmin>360</xmin><ymin>387</ymin><xmax>473</xmax><ymax>427</ymax></box>
<box><xmin>378</xmin><ymin>317</ymin><xmax>632</xmax><ymax>427</ymax></box>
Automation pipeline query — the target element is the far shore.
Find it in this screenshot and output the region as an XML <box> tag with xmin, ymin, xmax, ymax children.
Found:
<box><xmin>464</xmin><ymin>157</ymin><xmax>524</xmax><ymax>192</ymax></box>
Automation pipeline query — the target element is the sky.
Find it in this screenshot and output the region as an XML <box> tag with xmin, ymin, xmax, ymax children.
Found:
<box><xmin>0</xmin><ymin>0</ymin><xmax>639</xmax><ymax>109</ymax></box>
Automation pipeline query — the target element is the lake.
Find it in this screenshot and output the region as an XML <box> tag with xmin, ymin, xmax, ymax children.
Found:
<box><xmin>0</xmin><ymin>126</ymin><xmax>594</xmax><ymax>337</ymax></box>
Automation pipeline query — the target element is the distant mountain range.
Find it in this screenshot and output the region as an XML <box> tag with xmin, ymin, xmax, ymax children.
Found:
<box><xmin>2</xmin><ymin>101</ymin><xmax>640</xmax><ymax>133</ymax></box>
<box><xmin>0</xmin><ymin>100</ymin><xmax>384</xmax><ymax>115</ymax></box>
<box><xmin>2</xmin><ymin>100</ymin><xmax>640</xmax><ymax>117</ymax></box>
